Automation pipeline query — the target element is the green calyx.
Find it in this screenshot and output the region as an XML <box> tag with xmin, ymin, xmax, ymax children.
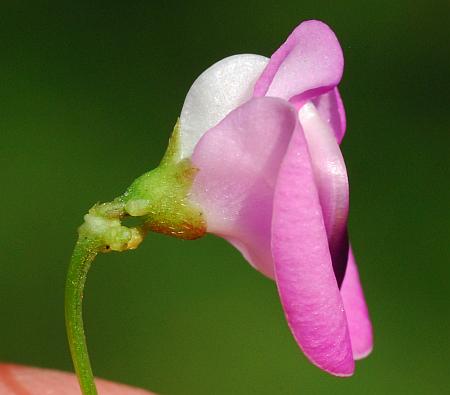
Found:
<box><xmin>122</xmin><ymin>159</ymin><xmax>206</xmax><ymax>241</ymax></box>
<box><xmin>66</xmin><ymin>120</ymin><xmax>206</xmax><ymax>395</ymax></box>
<box><xmin>78</xmin><ymin>120</ymin><xmax>206</xmax><ymax>250</ymax></box>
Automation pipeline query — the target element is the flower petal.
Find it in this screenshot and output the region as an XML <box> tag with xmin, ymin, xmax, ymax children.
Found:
<box><xmin>179</xmin><ymin>54</ymin><xmax>268</xmax><ymax>159</ymax></box>
<box><xmin>190</xmin><ymin>97</ymin><xmax>298</xmax><ymax>278</ymax></box>
<box><xmin>271</xmin><ymin>124</ymin><xmax>354</xmax><ymax>376</ymax></box>
<box><xmin>298</xmin><ymin>102</ymin><xmax>349</xmax><ymax>286</ymax></box>
<box><xmin>341</xmin><ymin>248</ymin><xmax>374</xmax><ymax>359</ymax></box>
<box><xmin>253</xmin><ymin>20</ymin><xmax>344</xmax><ymax>105</ymax></box>
<box><xmin>312</xmin><ymin>87</ymin><xmax>347</xmax><ymax>144</ymax></box>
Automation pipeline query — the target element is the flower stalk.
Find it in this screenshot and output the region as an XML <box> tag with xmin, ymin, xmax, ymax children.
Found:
<box><xmin>65</xmin><ymin>124</ymin><xmax>206</xmax><ymax>394</ymax></box>
<box><xmin>65</xmin><ymin>238</ymin><xmax>99</xmax><ymax>395</ymax></box>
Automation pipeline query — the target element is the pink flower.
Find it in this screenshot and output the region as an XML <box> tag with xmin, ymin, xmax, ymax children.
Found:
<box><xmin>176</xmin><ymin>20</ymin><xmax>373</xmax><ymax>376</ymax></box>
<box><xmin>66</xmin><ymin>21</ymin><xmax>374</xmax><ymax>393</ymax></box>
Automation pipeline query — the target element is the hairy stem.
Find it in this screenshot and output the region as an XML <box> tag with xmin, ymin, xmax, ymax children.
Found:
<box><xmin>65</xmin><ymin>237</ymin><xmax>100</xmax><ymax>395</ymax></box>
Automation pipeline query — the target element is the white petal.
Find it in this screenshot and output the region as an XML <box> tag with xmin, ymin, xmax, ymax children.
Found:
<box><xmin>178</xmin><ymin>54</ymin><xmax>269</xmax><ymax>159</ymax></box>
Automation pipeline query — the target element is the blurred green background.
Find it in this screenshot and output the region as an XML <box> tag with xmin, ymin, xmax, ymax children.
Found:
<box><xmin>1</xmin><ymin>1</ymin><xmax>449</xmax><ymax>394</ymax></box>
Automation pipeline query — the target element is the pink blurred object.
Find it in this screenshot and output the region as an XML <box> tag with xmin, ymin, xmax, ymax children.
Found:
<box><xmin>0</xmin><ymin>364</ymin><xmax>154</xmax><ymax>395</ymax></box>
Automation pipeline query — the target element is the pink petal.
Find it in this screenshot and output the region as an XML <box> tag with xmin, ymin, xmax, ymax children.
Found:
<box><xmin>341</xmin><ymin>248</ymin><xmax>374</xmax><ymax>359</ymax></box>
<box><xmin>190</xmin><ymin>97</ymin><xmax>298</xmax><ymax>278</ymax></box>
<box><xmin>253</xmin><ymin>20</ymin><xmax>344</xmax><ymax>105</ymax></box>
<box><xmin>298</xmin><ymin>102</ymin><xmax>349</xmax><ymax>286</ymax></box>
<box><xmin>313</xmin><ymin>87</ymin><xmax>347</xmax><ymax>144</ymax></box>
<box><xmin>271</xmin><ymin>124</ymin><xmax>354</xmax><ymax>376</ymax></box>
<box><xmin>179</xmin><ymin>54</ymin><xmax>269</xmax><ymax>159</ymax></box>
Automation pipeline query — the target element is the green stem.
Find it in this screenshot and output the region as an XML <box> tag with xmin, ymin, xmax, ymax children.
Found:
<box><xmin>65</xmin><ymin>237</ymin><xmax>100</xmax><ymax>395</ymax></box>
<box><xmin>63</xmin><ymin>133</ymin><xmax>207</xmax><ymax>393</ymax></box>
